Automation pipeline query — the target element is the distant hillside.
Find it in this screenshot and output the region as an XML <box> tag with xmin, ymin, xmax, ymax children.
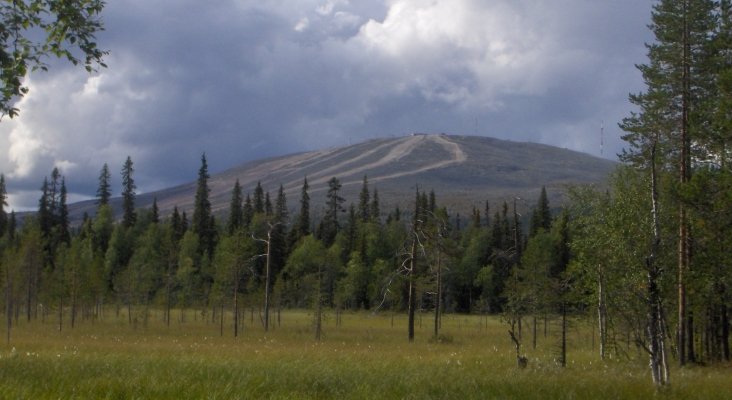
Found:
<box><xmin>67</xmin><ymin>134</ymin><xmax>617</xmax><ymax>223</ymax></box>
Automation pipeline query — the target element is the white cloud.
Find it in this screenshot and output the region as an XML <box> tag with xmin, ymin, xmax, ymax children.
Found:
<box><xmin>294</xmin><ymin>17</ymin><xmax>310</xmax><ymax>32</ymax></box>
<box><xmin>317</xmin><ymin>0</ymin><xmax>348</xmax><ymax>16</ymax></box>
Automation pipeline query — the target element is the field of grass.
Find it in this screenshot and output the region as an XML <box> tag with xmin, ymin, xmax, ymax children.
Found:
<box><xmin>0</xmin><ymin>309</ymin><xmax>730</xmax><ymax>399</ymax></box>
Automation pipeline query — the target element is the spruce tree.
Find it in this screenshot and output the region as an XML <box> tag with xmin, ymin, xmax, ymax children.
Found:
<box><xmin>270</xmin><ymin>185</ymin><xmax>289</xmax><ymax>289</ymax></box>
<box><xmin>171</xmin><ymin>206</ymin><xmax>185</xmax><ymax>244</ymax></box>
<box><xmin>151</xmin><ymin>197</ymin><xmax>160</xmax><ymax>224</ymax></box>
<box><xmin>253</xmin><ymin>181</ymin><xmax>265</xmax><ymax>214</ymax></box>
<box><xmin>370</xmin><ymin>188</ymin><xmax>380</xmax><ymax>223</ymax></box>
<box><xmin>264</xmin><ymin>192</ymin><xmax>273</xmax><ymax>216</ymax></box>
<box><xmin>121</xmin><ymin>156</ymin><xmax>136</xmax><ymax>228</ymax></box>
<box><xmin>358</xmin><ymin>175</ymin><xmax>370</xmax><ymax>222</ymax></box>
<box><xmin>38</xmin><ymin>177</ymin><xmax>51</xmax><ymax>240</ymax></box>
<box><xmin>96</xmin><ymin>163</ymin><xmax>112</xmax><ymax>207</ymax></box>
<box><xmin>227</xmin><ymin>179</ymin><xmax>243</xmax><ymax>235</ymax></box>
<box><xmin>295</xmin><ymin>177</ymin><xmax>310</xmax><ymax>239</ymax></box>
<box><xmin>192</xmin><ymin>153</ymin><xmax>214</xmax><ymax>258</ymax></box>
<box><xmin>243</xmin><ymin>194</ymin><xmax>253</xmax><ymax>229</ymax></box>
<box><xmin>181</xmin><ymin>211</ymin><xmax>189</xmax><ymax>233</ymax></box>
<box><xmin>321</xmin><ymin>177</ymin><xmax>344</xmax><ymax>246</ymax></box>
<box><xmin>57</xmin><ymin>178</ymin><xmax>70</xmax><ymax>245</ymax></box>
<box><xmin>7</xmin><ymin>211</ymin><xmax>15</xmax><ymax>242</ymax></box>
<box><xmin>529</xmin><ymin>186</ymin><xmax>552</xmax><ymax>237</ymax></box>
<box><xmin>274</xmin><ymin>185</ymin><xmax>288</xmax><ymax>224</ymax></box>
<box><xmin>471</xmin><ymin>207</ymin><xmax>481</xmax><ymax>228</ymax></box>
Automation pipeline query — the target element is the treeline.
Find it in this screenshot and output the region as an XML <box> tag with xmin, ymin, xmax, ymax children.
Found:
<box><xmin>0</xmin><ymin>154</ymin><xmax>565</xmax><ymax>333</ymax></box>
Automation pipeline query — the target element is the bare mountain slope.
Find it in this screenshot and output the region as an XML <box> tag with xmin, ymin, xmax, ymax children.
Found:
<box><xmin>68</xmin><ymin>134</ymin><xmax>616</xmax><ymax>223</ymax></box>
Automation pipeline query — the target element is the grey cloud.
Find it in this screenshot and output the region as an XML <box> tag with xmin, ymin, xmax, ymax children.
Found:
<box><xmin>1</xmin><ymin>0</ymin><xmax>651</xmax><ymax>211</ymax></box>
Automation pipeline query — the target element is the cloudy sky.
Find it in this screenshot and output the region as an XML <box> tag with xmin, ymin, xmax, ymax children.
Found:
<box><xmin>0</xmin><ymin>0</ymin><xmax>653</xmax><ymax>211</ymax></box>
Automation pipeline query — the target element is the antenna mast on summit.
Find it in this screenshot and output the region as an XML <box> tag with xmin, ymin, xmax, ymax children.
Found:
<box><xmin>600</xmin><ymin>120</ymin><xmax>604</xmax><ymax>156</ymax></box>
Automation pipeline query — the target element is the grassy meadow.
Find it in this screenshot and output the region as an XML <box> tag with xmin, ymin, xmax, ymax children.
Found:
<box><xmin>0</xmin><ymin>309</ymin><xmax>730</xmax><ymax>399</ymax></box>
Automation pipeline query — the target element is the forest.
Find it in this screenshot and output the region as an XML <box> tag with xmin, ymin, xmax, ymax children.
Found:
<box><xmin>0</xmin><ymin>0</ymin><xmax>731</xmax><ymax>395</ymax></box>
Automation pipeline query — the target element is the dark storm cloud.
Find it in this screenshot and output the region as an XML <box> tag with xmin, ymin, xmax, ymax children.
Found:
<box><xmin>0</xmin><ymin>0</ymin><xmax>651</xmax><ymax>210</ymax></box>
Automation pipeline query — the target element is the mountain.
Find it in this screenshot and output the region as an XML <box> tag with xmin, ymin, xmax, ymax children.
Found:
<box><xmin>67</xmin><ymin>134</ymin><xmax>617</xmax><ymax>224</ymax></box>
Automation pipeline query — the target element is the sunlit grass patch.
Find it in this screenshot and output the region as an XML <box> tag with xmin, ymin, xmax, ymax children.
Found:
<box><xmin>0</xmin><ymin>310</ymin><xmax>730</xmax><ymax>399</ymax></box>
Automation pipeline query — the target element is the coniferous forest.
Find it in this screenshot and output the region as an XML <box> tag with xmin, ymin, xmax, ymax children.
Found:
<box><xmin>1</xmin><ymin>0</ymin><xmax>732</xmax><ymax>395</ymax></box>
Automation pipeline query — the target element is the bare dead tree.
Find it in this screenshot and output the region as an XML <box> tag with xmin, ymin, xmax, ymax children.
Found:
<box><xmin>252</xmin><ymin>221</ymin><xmax>281</xmax><ymax>332</ymax></box>
<box><xmin>508</xmin><ymin>318</ymin><xmax>528</xmax><ymax>368</ymax></box>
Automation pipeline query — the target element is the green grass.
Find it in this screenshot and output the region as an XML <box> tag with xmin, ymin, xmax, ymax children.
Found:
<box><xmin>0</xmin><ymin>310</ymin><xmax>730</xmax><ymax>399</ymax></box>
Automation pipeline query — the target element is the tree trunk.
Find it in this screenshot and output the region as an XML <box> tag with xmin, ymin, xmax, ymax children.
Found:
<box><xmin>264</xmin><ymin>229</ymin><xmax>273</xmax><ymax>332</ymax></box>
<box><xmin>219</xmin><ymin>303</ymin><xmax>224</xmax><ymax>337</ymax></box>
<box><xmin>165</xmin><ymin>272</ymin><xmax>172</xmax><ymax>328</ymax></box>
<box><xmin>26</xmin><ymin>272</ymin><xmax>32</xmax><ymax>322</ymax></box>
<box><xmin>678</xmin><ymin>0</ymin><xmax>692</xmax><ymax>367</ymax></box>
<box><xmin>724</xmin><ymin>304</ymin><xmax>729</xmax><ymax>361</ymax></box>
<box><xmin>234</xmin><ymin>287</ymin><xmax>239</xmax><ymax>337</ymax></box>
<box><xmin>408</xmin><ymin>240</ymin><xmax>417</xmax><ymax>342</ymax></box>
<box><xmin>560</xmin><ymin>302</ymin><xmax>567</xmax><ymax>367</ymax></box>
<box><xmin>6</xmin><ymin>273</ymin><xmax>11</xmax><ymax>345</ymax></box>
<box><xmin>434</xmin><ymin>251</ymin><xmax>441</xmax><ymax>337</ymax></box>
<box><xmin>315</xmin><ymin>265</ymin><xmax>323</xmax><ymax>341</ymax></box>
<box><xmin>598</xmin><ymin>264</ymin><xmax>608</xmax><ymax>360</ymax></box>
<box><xmin>70</xmin><ymin>272</ymin><xmax>78</xmax><ymax>329</ymax></box>
<box><xmin>648</xmin><ymin>140</ymin><xmax>670</xmax><ymax>386</ymax></box>
<box><xmin>58</xmin><ymin>294</ymin><xmax>63</xmax><ymax>332</ymax></box>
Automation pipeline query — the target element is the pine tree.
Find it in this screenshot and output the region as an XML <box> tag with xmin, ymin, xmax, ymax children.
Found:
<box><xmin>620</xmin><ymin>0</ymin><xmax>717</xmax><ymax>372</ymax></box>
<box><xmin>711</xmin><ymin>0</ymin><xmax>732</xmax><ymax>166</ymax></box>
<box><xmin>96</xmin><ymin>163</ymin><xmax>112</xmax><ymax>207</ymax></box>
<box><xmin>121</xmin><ymin>156</ymin><xmax>136</xmax><ymax>228</ymax></box>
